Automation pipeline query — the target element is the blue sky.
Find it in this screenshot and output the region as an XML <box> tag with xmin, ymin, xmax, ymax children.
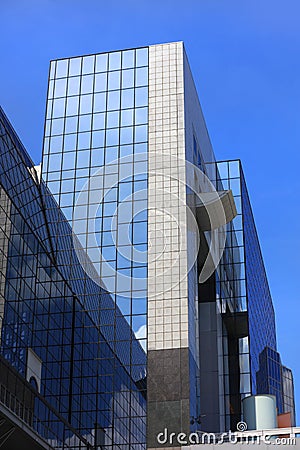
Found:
<box><xmin>1</xmin><ymin>0</ymin><xmax>300</xmax><ymax>422</ymax></box>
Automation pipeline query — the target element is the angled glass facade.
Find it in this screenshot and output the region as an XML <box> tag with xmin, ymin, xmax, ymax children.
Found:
<box><xmin>43</xmin><ymin>48</ymin><xmax>148</xmax><ymax>353</ymax></box>
<box><xmin>212</xmin><ymin>160</ymin><xmax>278</xmax><ymax>429</ymax></box>
<box><xmin>240</xmin><ymin>166</ymin><xmax>277</xmax><ymax>393</ymax></box>
<box><xmin>200</xmin><ymin>159</ymin><xmax>251</xmax><ymax>431</ymax></box>
<box><xmin>256</xmin><ymin>346</ymin><xmax>283</xmax><ymax>414</ymax></box>
<box><xmin>282</xmin><ymin>365</ymin><xmax>296</xmax><ymax>426</ymax></box>
<box><xmin>0</xmin><ymin>106</ymin><xmax>146</xmax><ymax>449</ymax></box>
<box><xmin>41</xmin><ymin>44</ymin><xmax>295</xmax><ymax>444</ymax></box>
<box><xmin>0</xmin><ymin>41</ymin><xmax>296</xmax><ymax>449</ymax></box>
<box><xmin>42</xmin><ymin>49</ymin><xmax>149</xmax><ymax>447</ymax></box>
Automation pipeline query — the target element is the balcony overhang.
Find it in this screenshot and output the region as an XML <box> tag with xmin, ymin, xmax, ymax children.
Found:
<box><xmin>0</xmin><ymin>404</ymin><xmax>54</xmax><ymax>450</ymax></box>
<box><xmin>195</xmin><ymin>189</ymin><xmax>237</xmax><ymax>232</ymax></box>
<box><xmin>223</xmin><ymin>310</ymin><xmax>249</xmax><ymax>339</ymax></box>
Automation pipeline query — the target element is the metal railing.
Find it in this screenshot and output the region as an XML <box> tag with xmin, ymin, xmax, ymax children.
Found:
<box><xmin>0</xmin><ymin>366</ymin><xmax>92</xmax><ymax>450</ymax></box>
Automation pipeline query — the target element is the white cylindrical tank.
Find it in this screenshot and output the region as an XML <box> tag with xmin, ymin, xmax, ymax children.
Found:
<box><xmin>242</xmin><ymin>395</ymin><xmax>277</xmax><ymax>430</ymax></box>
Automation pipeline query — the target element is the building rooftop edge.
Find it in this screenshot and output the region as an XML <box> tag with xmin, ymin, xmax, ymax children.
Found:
<box><xmin>49</xmin><ymin>41</ymin><xmax>184</xmax><ymax>63</ymax></box>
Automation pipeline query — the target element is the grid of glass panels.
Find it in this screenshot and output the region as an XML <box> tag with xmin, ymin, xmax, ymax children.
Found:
<box><xmin>42</xmin><ymin>48</ymin><xmax>148</xmax><ymax>449</ymax></box>
<box><xmin>256</xmin><ymin>346</ymin><xmax>283</xmax><ymax>413</ymax></box>
<box><xmin>0</xmin><ymin>108</ymin><xmax>146</xmax><ymax>449</ymax></box>
<box><xmin>282</xmin><ymin>366</ymin><xmax>296</xmax><ymax>426</ymax></box>
<box><xmin>42</xmin><ymin>48</ymin><xmax>148</xmax><ymax>352</ymax></box>
<box><xmin>215</xmin><ymin>160</ymin><xmax>278</xmax><ymax>428</ymax></box>
<box><xmin>0</xmin><ymin>114</ymin><xmax>98</xmax><ymax>448</ymax></box>
<box><xmin>239</xmin><ymin>163</ymin><xmax>277</xmax><ymax>394</ymax></box>
<box><xmin>217</xmin><ymin>160</ymin><xmax>247</xmax><ymax>314</ymax></box>
<box><xmin>186</xmin><ymin>134</ymin><xmax>205</xmax><ymax>423</ymax></box>
<box><xmin>215</xmin><ymin>160</ymin><xmax>251</xmax><ymax>429</ymax></box>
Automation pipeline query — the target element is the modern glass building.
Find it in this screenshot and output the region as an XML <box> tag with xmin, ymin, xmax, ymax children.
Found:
<box><xmin>282</xmin><ymin>366</ymin><xmax>296</xmax><ymax>426</ymax></box>
<box><xmin>205</xmin><ymin>159</ymin><xmax>279</xmax><ymax>430</ymax></box>
<box><xmin>256</xmin><ymin>347</ymin><xmax>284</xmax><ymax>414</ymax></box>
<box><xmin>40</xmin><ymin>41</ymin><xmax>296</xmax><ymax>448</ymax></box>
<box><xmin>0</xmin><ymin>105</ymin><xmax>146</xmax><ymax>449</ymax></box>
<box><xmin>0</xmin><ymin>41</ymin><xmax>295</xmax><ymax>450</ymax></box>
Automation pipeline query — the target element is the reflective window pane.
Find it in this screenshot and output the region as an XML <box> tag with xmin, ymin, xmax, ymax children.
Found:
<box><xmin>93</xmin><ymin>93</ymin><xmax>106</xmax><ymax>113</ymax></box>
<box><xmin>136</xmin><ymin>48</ymin><xmax>148</xmax><ymax>67</ymax></box>
<box><xmin>119</xmin><ymin>164</ymin><xmax>134</xmax><ymax>184</ymax></box>
<box><xmin>120</xmin><ymin>144</ymin><xmax>133</xmax><ymax>159</ymax></box>
<box><xmin>49</xmin><ymin>61</ymin><xmax>56</xmax><ymax>79</ymax></box>
<box><xmin>135</xmin><ymin>125</ymin><xmax>147</xmax><ymax>143</ymax></box>
<box><xmin>121</xmin><ymin>109</ymin><xmax>134</xmax><ymax>127</ymax></box>
<box><xmin>56</xmin><ymin>59</ymin><xmax>69</xmax><ymax>78</ymax></box>
<box><xmin>91</xmin><ymin>130</ymin><xmax>105</xmax><ymax>148</ymax></box>
<box><xmin>61</xmin><ymin>178</ymin><xmax>75</xmax><ymax>193</ymax></box>
<box><xmin>82</xmin><ymin>55</ymin><xmax>95</xmax><ymax>74</ymax></box>
<box><xmin>217</xmin><ymin>162</ymin><xmax>229</xmax><ymax>179</ymax></box>
<box><xmin>121</xmin><ymin>89</ymin><xmax>134</xmax><ymax>109</ymax></box>
<box><xmin>133</xmin><ymin>222</ymin><xmax>147</xmax><ymax>244</ymax></box>
<box><xmin>65</xmin><ymin>116</ymin><xmax>78</xmax><ymax>134</ymax></box>
<box><xmin>66</xmin><ymin>96</ymin><xmax>79</xmax><ymax>116</ymax></box>
<box><xmin>64</xmin><ymin>133</ymin><xmax>77</xmax><ymax>151</ymax></box>
<box><xmin>229</xmin><ymin>160</ymin><xmax>240</xmax><ymax>178</ymax></box>
<box><xmin>77</xmin><ymin>149</ymin><xmax>91</xmax><ymax>168</ymax></box>
<box><xmin>54</xmin><ymin>78</ymin><xmax>67</xmax><ymax>98</ymax></box>
<box><xmin>81</xmin><ymin>75</ymin><xmax>94</xmax><ymax>94</ymax></box>
<box><xmin>120</xmin><ymin>127</ymin><xmax>133</xmax><ymax>145</ymax></box>
<box><xmin>62</xmin><ymin>152</ymin><xmax>76</xmax><ymax>170</ymax></box>
<box><xmin>77</xmin><ymin>132</ymin><xmax>91</xmax><ymax>150</ymax></box>
<box><xmin>102</xmin><ymin>230</ymin><xmax>116</xmax><ymax>246</ymax></box>
<box><xmin>132</xmin><ymin>298</ymin><xmax>147</xmax><ymax>314</ymax></box>
<box><xmin>122</xmin><ymin>50</ymin><xmax>135</xmax><ymax>69</ymax></box>
<box><xmin>45</xmin><ymin>120</ymin><xmax>51</xmax><ymax>136</ymax></box>
<box><xmin>50</xmin><ymin>135</ymin><xmax>63</xmax><ymax>153</ymax></box>
<box><xmin>116</xmin><ymin>295</ymin><xmax>131</xmax><ymax>315</ymax></box>
<box><xmin>135</xmin><ymin>107</ymin><xmax>147</xmax><ymax>125</ymax></box>
<box><xmin>103</xmin><ymin>202</ymin><xmax>117</xmax><ymax>217</ymax></box>
<box><xmin>105</xmin><ymin>146</ymin><xmax>119</xmax><ymax>164</ymax></box>
<box><xmin>134</xmin><ymin>143</ymin><xmax>147</xmax><ymax>154</ymax></box>
<box><xmin>118</xmin><ymin>181</ymin><xmax>132</xmax><ymax>201</ymax></box>
<box><xmin>67</xmin><ymin>76</ymin><xmax>80</xmax><ymax>96</ymax></box>
<box><xmin>79</xmin><ymin>114</ymin><xmax>92</xmax><ymax>132</ymax></box>
<box><xmin>92</xmin><ymin>113</ymin><xmax>105</xmax><ymax>130</ymax></box>
<box><xmin>109</xmin><ymin>52</ymin><xmax>121</xmax><ymax>70</ymax></box>
<box><xmin>69</xmin><ymin>57</ymin><xmax>81</xmax><ymax>76</ymax></box>
<box><xmin>48</xmin><ymin>153</ymin><xmax>62</xmax><ymax>172</ymax></box>
<box><xmin>107</xmin><ymin>111</ymin><xmax>119</xmax><ymax>129</ymax></box>
<box><xmin>107</xmin><ymin>91</ymin><xmax>120</xmax><ymax>111</ymax></box>
<box><xmin>108</xmin><ymin>71</ymin><xmax>121</xmax><ymax>90</ymax></box>
<box><xmin>47</xmin><ymin>179</ymin><xmax>60</xmax><ymax>194</ymax></box>
<box><xmin>91</xmin><ymin>148</ymin><xmax>104</xmax><ymax>167</ymax></box>
<box><xmin>106</xmin><ymin>128</ymin><xmax>119</xmax><ymax>147</ymax></box>
<box><xmin>48</xmin><ymin>80</ymin><xmax>54</xmax><ymax>99</ymax></box>
<box><xmin>132</xmin><ymin>276</ymin><xmax>146</xmax><ymax>291</ymax></box>
<box><xmin>53</xmin><ymin>98</ymin><xmax>66</xmax><ymax>118</ymax></box>
<box><xmin>122</xmin><ymin>69</ymin><xmax>134</xmax><ymax>89</ymax></box>
<box><xmin>135</xmin><ymin>87</ymin><xmax>148</xmax><ymax>107</ymax></box>
<box><xmin>95</xmin><ymin>53</ymin><xmax>108</xmax><ymax>72</ymax></box>
<box><xmin>46</xmin><ymin>100</ymin><xmax>53</xmax><ymax>119</ymax></box>
<box><xmin>135</xmin><ymin>67</ymin><xmax>148</xmax><ymax>87</ymax></box>
<box><xmin>94</xmin><ymin>73</ymin><xmax>107</xmax><ymax>92</ymax></box>
<box><xmin>51</xmin><ymin>118</ymin><xmax>65</xmax><ymax>136</ymax></box>
<box><xmin>80</xmin><ymin>94</ymin><xmax>93</xmax><ymax>114</ymax></box>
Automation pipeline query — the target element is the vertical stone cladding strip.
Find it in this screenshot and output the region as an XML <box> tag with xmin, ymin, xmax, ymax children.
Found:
<box><xmin>147</xmin><ymin>42</ymin><xmax>191</xmax><ymax>448</ymax></box>
<box><xmin>148</xmin><ymin>42</ymin><xmax>188</xmax><ymax>349</ymax></box>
